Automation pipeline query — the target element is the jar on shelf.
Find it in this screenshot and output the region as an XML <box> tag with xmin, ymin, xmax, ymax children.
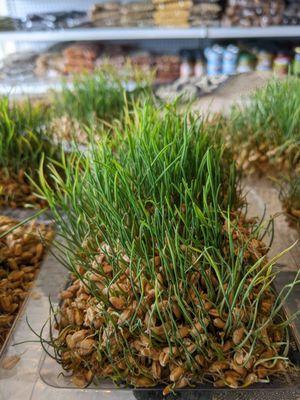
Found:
<box><xmin>204</xmin><ymin>45</ymin><xmax>223</xmax><ymax>76</ymax></box>
<box><xmin>222</xmin><ymin>45</ymin><xmax>239</xmax><ymax>75</ymax></box>
<box><xmin>237</xmin><ymin>53</ymin><xmax>255</xmax><ymax>74</ymax></box>
<box><xmin>180</xmin><ymin>50</ymin><xmax>194</xmax><ymax>79</ymax></box>
<box><xmin>194</xmin><ymin>50</ymin><xmax>205</xmax><ymax>78</ymax></box>
<box><xmin>256</xmin><ymin>50</ymin><xmax>273</xmax><ymax>72</ymax></box>
<box><xmin>273</xmin><ymin>53</ymin><xmax>290</xmax><ymax>76</ymax></box>
<box><xmin>293</xmin><ymin>47</ymin><xmax>300</xmax><ymax>76</ymax></box>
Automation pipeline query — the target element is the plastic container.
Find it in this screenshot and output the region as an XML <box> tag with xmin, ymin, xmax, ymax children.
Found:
<box><xmin>204</xmin><ymin>45</ymin><xmax>223</xmax><ymax>76</ymax></box>
<box><xmin>273</xmin><ymin>54</ymin><xmax>290</xmax><ymax>76</ymax></box>
<box><xmin>293</xmin><ymin>47</ymin><xmax>300</xmax><ymax>76</ymax></box>
<box><xmin>194</xmin><ymin>50</ymin><xmax>205</xmax><ymax>78</ymax></box>
<box><xmin>180</xmin><ymin>50</ymin><xmax>194</xmax><ymax>79</ymax></box>
<box><xmin>222</xmin><ymin>45</ymin><xmax>239</xmax><ymax>75</ymax></box>
<box><xmin>256</xmin><ymin>50</ymin><xmax>273</xmax><ymax>72</ymax></box>
<box><xmin>37</xmin><ymin>186</ymin><xmax>300</xmax><ymax>399</ymax></box>
<box><xmin>1</xmin><ymin>184</ymin><xmax>299</xmax><ymax>400</ymax></box>
<box><xmin>237</xmin><ymin>53</ymin><xmax>255</xmax><ymax>74</ymax></box>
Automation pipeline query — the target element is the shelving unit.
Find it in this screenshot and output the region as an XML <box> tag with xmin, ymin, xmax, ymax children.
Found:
<box><xmin>1</xmin><ymin>25</ymin><xmax>300</xmax><ymax>42</ymax></box>
<box><xmin>0</xmin><ymin>27</ymin><xmax>206</xmax><ymax>41</ymax></box>
<box><xmin>207</xmin><ymin>25</ymin><xmax>300</xmax><ymax>39</ymax></box>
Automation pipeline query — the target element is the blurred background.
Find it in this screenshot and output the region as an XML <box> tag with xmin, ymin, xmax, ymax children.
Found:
<box><xmin>0</xmin><ymin>0</ymin><xmax>300</xmax><ymax>97</ymax></box>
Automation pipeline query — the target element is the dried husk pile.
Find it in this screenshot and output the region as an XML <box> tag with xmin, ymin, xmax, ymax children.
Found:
<box><xmin>39</xmin><ymin>102</ymin><xmax>298</xmax><ymax>394</ymax></box>
<box><xmin>0</xmin><ymin>169</ymin><xmax>47</xmax><ymax>209</ymax></box>
<box><xmin>230</xmin><ymin>141</ymin><xmax>299</xmax><ymax>177</ymax></box>
<box><xmin>0</xmin><ymin>216</ymin><xmax>54</xmax><ymax>349</ymax></box>
<box><xmin>49</xmin><ymin>116</ymin><xmax>90</xmax><ymax>146</ymax></box>
<box><xmin>279</xmin><ymin>174</ymin><xmax>300</xmax><ymax>230</ymax></box>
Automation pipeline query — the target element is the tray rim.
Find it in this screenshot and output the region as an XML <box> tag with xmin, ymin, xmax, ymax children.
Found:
<box><xmin>37</xmin><ymin>345</ymin><xmax>300</xmax><ymax>394</ymax></box>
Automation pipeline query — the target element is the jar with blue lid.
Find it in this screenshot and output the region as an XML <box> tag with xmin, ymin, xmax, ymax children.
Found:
<box><xmin>222</xmin><ymin>45</ymin><xmax>239</xmax><ymax>75</ymax></box>
<box><xmin>204</xmin><ymin>45</ymin><xmax>223</xmax><ymax>76</ymax></box>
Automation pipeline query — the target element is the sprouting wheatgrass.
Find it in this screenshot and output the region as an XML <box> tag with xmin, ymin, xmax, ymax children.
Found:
<box><xmin>279</xmin><ymin>172</ymin><xmax>300</xmax><ymax>224</ymax></box>
<box><xmin>0</xmin><ymin>96</ymin><xmax>60</xmax><ymax>207</ymax></box>
<box><xmin>50</xmin><ymin>67</ymin><xmax>154</xmax><ymax>144</ymax></box>
<box><xmin>37</xmin><ymin>100</ymin><xmax>299</xmax><ymax>393</ymax></box>
<box><xmin>224</xmin><ymin>77</ymin><xmax>300</xmax><ymax>227</ymax></box>
<box><xmin>225</xmin><ymin>77</ymin><xmax>300</xmax><ymax>174</ymax></box>
<box><xmin>0</xmin><ymin>97</ymin><xmax>49</xmax><ymax>172</ymax></box>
